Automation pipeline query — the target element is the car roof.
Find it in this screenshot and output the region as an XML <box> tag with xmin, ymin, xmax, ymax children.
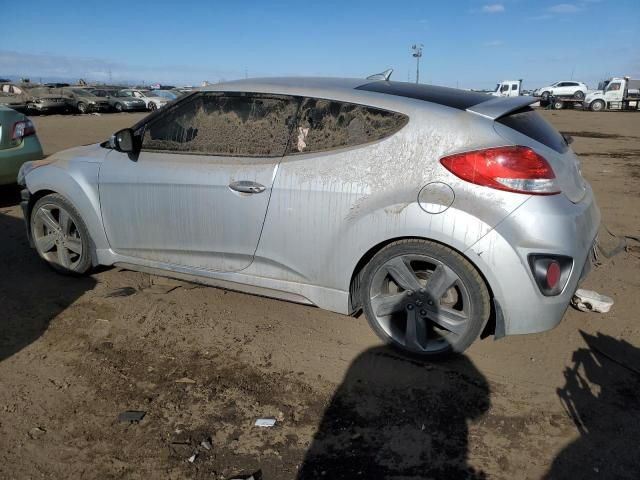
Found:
<box><xmin>202</xmin><ymin>76</ymin><xmax>492</xmax><ymax>112</ymax></box>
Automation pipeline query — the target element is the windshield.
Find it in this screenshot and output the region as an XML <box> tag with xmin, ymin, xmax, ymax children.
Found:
<box><xmin>72</xmin><ymin>89</ymin><xmax>95</xmax><ymax>96</ymax></box>
<box><xmin>151</xmin><ymin>90</ymin><xmax>177</xmax><ymax>100</ymax></box>
<box><xmin>117</xmin><ymin>91</ymin><xmax>134</xmax><ymax>97</ymax></box>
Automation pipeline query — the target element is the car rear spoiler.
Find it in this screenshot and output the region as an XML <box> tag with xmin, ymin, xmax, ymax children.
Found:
<box><xmin>466</xmin><ymin>95</ymin><xmax>537</xmax><ymax>121</ymax></box>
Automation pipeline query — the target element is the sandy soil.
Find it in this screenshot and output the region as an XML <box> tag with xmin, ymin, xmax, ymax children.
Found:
<box><xmin>0</xmin><ymin>110</ymin><xmax>638</xmax><ymax>479</ymax></box>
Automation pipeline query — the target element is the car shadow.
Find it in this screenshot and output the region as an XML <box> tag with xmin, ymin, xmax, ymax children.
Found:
<box><xmin>546</xmin><ymin>331</ymin><xmax>640</xmax><ymax>479</ymax></box>
<box><xmin>0</xmin><ymin>201</ymin><xmax>96</xmax><ymax>363</ymax></box>
<box><xmin>297</xmin><ymin>345</ymin><xmax>490</xmax><ymax>479</ymax></box>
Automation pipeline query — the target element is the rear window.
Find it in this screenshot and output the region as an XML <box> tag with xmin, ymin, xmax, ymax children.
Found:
<box><xmin>497</xmin><ymin>107</ymin><xmax>568</xmax><ymax>153</ymax></box>
<box><xmin>356</xmin><ymin>81</ymin><xmax>491</xmax><ymax>110</ymax></box>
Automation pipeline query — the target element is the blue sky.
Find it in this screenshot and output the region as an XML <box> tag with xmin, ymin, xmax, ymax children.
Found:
<box><xmin>1</xmin><ymin>0</ymin><xmax>638</xmax><ymax>89</ymax></box>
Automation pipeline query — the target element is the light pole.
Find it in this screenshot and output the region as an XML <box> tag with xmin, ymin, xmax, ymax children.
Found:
<box><xmin>412</xmin><ymin>44</ymin><xmax>423</xmax><ymax>84</ymax></box>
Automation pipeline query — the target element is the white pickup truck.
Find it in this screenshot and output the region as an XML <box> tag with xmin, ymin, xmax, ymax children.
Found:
<box><xmin>583</xmin><ymin>77</ymin><xmax>640</xmax><ymax>111</ymax></box>
<box><xmin>492</xmin><ymin>80</ymin><xmax>523</xmax><ymax>97</ymax></box>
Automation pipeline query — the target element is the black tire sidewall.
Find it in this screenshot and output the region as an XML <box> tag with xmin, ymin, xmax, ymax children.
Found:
<box><xmin>359</xmin><ymin>240</ymin><xmax>490</xmax><ymax>358</ymax></box>
<box><xmin>31</xmin><ymin>193</ymin><xmax>93</xmax><ymax>275</ymax></box>
<box><xmin>591</xmin><ymin>100</ymin><xmax>605</xmax><ymax>111</ymax></box>
<box><xmin>77</xmin><ymin>102</ymin><xmax>87</xmax><ymax>114</ymax></box>
<box><xmin>115</xmin><ymin>103</ymin><xmax>123</xmax><ymax>112</ymax></box>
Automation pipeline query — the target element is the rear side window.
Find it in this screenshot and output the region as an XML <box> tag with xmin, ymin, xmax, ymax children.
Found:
<box><xmin>288</xmin><ymin>98</ymin><xmax>408</xmax><ymax>154</ymax></box>
<box><xmin>497</xmin><ymin>107</ymin><xmax>568</xmax><ymax>153</ymax></box>
<box><xmin>142</xmin><ymin>93</ymin><xmax>298</xmax><ymax>157</ymax></box>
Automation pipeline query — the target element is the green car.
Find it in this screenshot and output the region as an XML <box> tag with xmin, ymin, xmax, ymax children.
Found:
<box><xmin>0</xmin><ymin>106</ymin><xmax>43</xmax><ymax>185</ymax></box>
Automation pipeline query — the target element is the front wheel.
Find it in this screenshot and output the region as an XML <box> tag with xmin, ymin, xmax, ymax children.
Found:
<box><xmin>360</xmin><ymin>239</ymin><xmax>490</xmax><ymax>358</ymax></box>
<box><xmin>148</xmin><ymin>102</ymin><xmax>157</xmax><ymax>111</ymax></box>
<box><xmin>590</xmin><ymin>100</ymin><xmax>605</xmax><ymax>112</ymax></box>
<box><xmin>77</xmin><ymin>102</ymin><xmax>88</xmax><ymax>114</ymax></box>
<box><xmin>541</xmin><ymin>91</ymin><xmax>550</xmax><ymax>101</ymax></box>
<box><xmin>31</xmin><ymin>193</ymin><xmax>93</xmax><ymax>275</ymax></box>
<box><xmin>114</xmin><ymin>102</ymin><xmax>123</xmax><ymax>112</ymax></box>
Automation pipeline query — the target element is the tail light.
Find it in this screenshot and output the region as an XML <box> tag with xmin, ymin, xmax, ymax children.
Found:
<box><xmin>440</xmin><ymin>146</ymin><xmax>560</xmax><ymax>195</ymax></box>
<box><xmin>12</xmin><ymin>120</ymin><xmax>36</xmax><ymax>141</ymax></box>
<box><xmin>528</xmin><ymin>254</ymin><xmax>573</xmax><ymax>296</ymax></box>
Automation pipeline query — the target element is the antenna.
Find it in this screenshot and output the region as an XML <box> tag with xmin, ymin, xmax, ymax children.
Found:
<box><xmin>366</xmin><ymin>69</ymin><xmax>393</xmax><ymax>81</ymax></box>
<box><xmin>411</xmin><ymin>44</ymin><xmax>423</xmax><ymax>84</ymax></box>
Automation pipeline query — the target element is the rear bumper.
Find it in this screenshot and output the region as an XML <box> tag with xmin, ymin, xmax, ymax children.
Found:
<box><xmin>0</xmin><ymin>136</ymin><xmax>44</xmax><ymax>185</ymax></box>
<box><xmin>465</xmin><ymin>185</ymin><xmax>600</xmax><ymax>336</ymax></box>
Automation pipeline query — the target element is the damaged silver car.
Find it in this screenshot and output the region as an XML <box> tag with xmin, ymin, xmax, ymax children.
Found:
<box><xmin>17</xmin><ymin>74</ymin><xmax>600</xmax><ymax>357</ymax></box>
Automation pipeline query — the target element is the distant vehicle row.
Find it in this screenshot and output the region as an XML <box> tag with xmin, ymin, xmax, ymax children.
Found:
<box><xmin>0</xmin><ymin>83</ymin><xmax>185</xmax><ymax>115</ymax></box>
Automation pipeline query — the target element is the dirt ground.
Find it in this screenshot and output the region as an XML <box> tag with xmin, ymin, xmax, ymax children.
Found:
<box><xmin>0</xmin><ymin>110</ymin><xmax>639</xmax><ymax>479</ymax></box>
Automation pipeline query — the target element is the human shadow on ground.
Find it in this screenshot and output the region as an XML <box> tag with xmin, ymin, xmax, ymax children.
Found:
<box><xmin>0</xmin><ymin>187</ymin><xmax>96</xmax><ymax>362</ymax></box>
<box><xmin>546</xmin><ymin>331</ymin><xmax>640</xmax><ymax>479</ymax></box>
<box><xmin>297</xmin><ymin>345</ymin><xmax>490</xmax><ymax>479</ymax></box>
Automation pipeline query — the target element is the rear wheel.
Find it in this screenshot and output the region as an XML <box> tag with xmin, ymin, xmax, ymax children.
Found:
<box><xmin>541</xmin><ymin>91</ymin><xmax>550</xmax><ymax>101</ymax></box>
<box><xmin>114</xmin><ymin>102</ymin><xmax>123</xmax><ymax>112</ymax></box>
<box><xmin>360</xmin><ymin>239</ymin><xmax>490</xmax><ymax>358</ymax></box>
<box><xmin>553</xmin><ymin>100</ymin><xmax>564</xmax><ymax>110</ymax></box>
<box><xmin>573</xmin><ymin>90</ymin><xmax>585</xmax><ymax>100</ymax></box>
<box><xmin>31</xmin><ymin>194</ymin><xmax>93</xmax><ymax>275</ymax></box>
<box><xmin>590</xmin><ymin>100</ymin><xmax>605</xmax><ymax>112</ymax></box>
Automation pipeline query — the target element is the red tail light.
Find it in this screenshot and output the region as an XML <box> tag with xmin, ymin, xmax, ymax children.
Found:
<box><xmin>440</xmin><ymin>146</ymin><xmax>560</xmax><ymax>195</ymax></box>
<box><xmin>12</xmin><ymin>120</ymin><xmax>36</xmax><ymax>141</ymax></box>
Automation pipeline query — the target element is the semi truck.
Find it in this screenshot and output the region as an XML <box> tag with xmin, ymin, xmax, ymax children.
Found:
<box><xmin>492</xmin><ymin>80</ymin><xmax>523</xmax><ymax>97</ymax></box>
<box><xmin>583</xmin><ymin>76</ymin><xmax>640</xmax><ymax>111</ymax></box>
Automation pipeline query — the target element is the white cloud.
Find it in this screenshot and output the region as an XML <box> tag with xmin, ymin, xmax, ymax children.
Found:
<box><xmin>483</xmin><ymin>40</ymin><xmax>504</xmax><ymax>47</ymax></box>
<box><xmin>482</xmin><ymin>3</ymin><xmax>505</xmax><ymax>13</ymax></box>
<box><xmin>548</xmin><ymin>3</ymin><xmax>582</xmax><ymax>13</ymax></box>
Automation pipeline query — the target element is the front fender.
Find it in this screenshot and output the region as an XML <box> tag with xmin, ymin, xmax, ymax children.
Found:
<box><xmin>25</xmin><ymin>163</ymin><xmax>109</xmax><ymax>264</ymax></box>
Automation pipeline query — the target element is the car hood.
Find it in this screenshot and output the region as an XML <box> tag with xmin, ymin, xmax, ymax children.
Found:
<box><xmin>48</xmin><ymin>143</ymin><xmax>110</xmax><ymax>165</ymax></box>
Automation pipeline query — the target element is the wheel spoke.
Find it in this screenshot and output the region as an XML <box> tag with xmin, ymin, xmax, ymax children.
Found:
<box><xmin>37</xmin><ymin>209</ymin><xmax>59</xmax><ymax>232</ymax></box>
<box><xmin>58</xmin><ymin>209</ymin><xmax>71</xmax><ymax>235</ymax></box>
<box><xmin>57</xmin><ymin>246</ymin><xmax>71</xmax><ymax>268</ymax></box>
<box><xmin>371</xmin><ymin>292</ymin><xmax>406</xmax><ymax>317</ymax></box>
<box><xmin>427</xmin><ymin>264</ymin><xmax>458</xmax><ymax>300</ymax></box>
<box><xmin>35</xmin><ymin>234</ymin><xmax>56</xmax><ymax>253</ymax></box>
<box><xmin>405</xmin><ymin>307</ymin><xmax>427</xmax><ymax>350</ymax></box>
<box><xmin>427</xmin><ymin>307</ymin><xmax>467</xmax><ymax>335</ymax></box>
<box><xmin>65</xmin><ymin>237</ymin><xmax>83</xmax><ymax>255</ymax></box>
<box><xmin>385</xmin><ymin>257</ymin><xmax>423</xmax><ymax>292</ymax></box>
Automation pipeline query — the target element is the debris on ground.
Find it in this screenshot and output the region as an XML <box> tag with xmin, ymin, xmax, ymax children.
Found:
<box><xmin>28</xmin><ymin>427</ymin><xmax>46</xmax><ymax>439</ymax></box>
<box><xmin>106</xmin><ymin>286</ymin><xmax>137</xmax><ymax>298</ymax></box>
<box><xmin>187</xmin><ymin>453</ymin><xmax>197</xmax><ymax>463</ymax></box>
<box><xmin>175</xmin><ymin>377</ymin><xmax>196</xmax><ymax>384</ymax></box>
<box><xmin>572</xmin><ymin>289</ymin><xmax>614</xmax><ymax>313</ymax></box>
<box><xmin>143</xmin><ymin>284</ymin><xmax>180</xmax><ymax>295</ymax></box>
<box><xmin>116</xmin><ymin>410</ymin><xmax>146</xmax><ymax>423</ymax></box>
<box><xmin>200</xmin><ymin>438</ymin><xmax>213</xmax><ymax>450</ymax></box>
<box><xmin>228</xmin><ymin>470</ymin><xmax>262</xmax><ymax>480</ymax></box>
<box><xmin>254</xmin><ymin>417</ymin><xmax>277</xmax><ymax>427</ymax></box>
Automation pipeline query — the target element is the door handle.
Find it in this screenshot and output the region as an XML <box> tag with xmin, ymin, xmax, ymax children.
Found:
<box><xmin>229</xmin><ymin>180</ymin><xmax>266</xmax><ymax>194</ymax></box>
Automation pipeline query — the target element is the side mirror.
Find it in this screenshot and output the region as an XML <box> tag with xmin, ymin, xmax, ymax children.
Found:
<box><xmin>111</xmin><ymin>128</ymin><xmax>137</xmax><ymax>153</ymax></box>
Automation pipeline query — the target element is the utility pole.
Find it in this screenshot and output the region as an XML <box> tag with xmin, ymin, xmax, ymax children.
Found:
<box><xmin>411</xmin><ymin>44</ymin><xmax>423</xmax><ymax>84</ymax></box>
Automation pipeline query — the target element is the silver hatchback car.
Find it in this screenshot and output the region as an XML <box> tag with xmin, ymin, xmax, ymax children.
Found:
<box><xmin>18</xmin><ymin>75</ymin><xmax>600</xmax><ymax>357</ymax></box>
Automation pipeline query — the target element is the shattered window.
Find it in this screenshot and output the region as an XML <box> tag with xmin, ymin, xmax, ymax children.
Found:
<box><xmin>142</xmin><ymin>93</ymin><xmax>297</xmax><ymax>157</ymax></box>
<box><xmin>289</xmin><ymin>98</ymin><xmax>408</xmax><ymax>154</ymax></box>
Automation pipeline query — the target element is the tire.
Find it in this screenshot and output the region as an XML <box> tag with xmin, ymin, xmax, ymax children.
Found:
<box><xmin>359</xmin><ymin>239</ymin><xmax>490</xmax><ymax>358</ymax></box>
<box><xmin>541</xmin><ymin>91</ymin><xmax>550</xmax><ymax>101</ymax></box>
<box><xmin>114</xmin><ymin>102</ymin><xmax>123</xmax><ymax>112</ymax></box>
<box><xmin>590</xmin><ymin>100</ymin><xmax>605</xmax><ymax>112</ymax></box>
<box><xmin>553</xmin><ymin>100</ymin><xmax>564</xmax><ymax>110</ymax></box>
<box><xmin>26</xmin><ymin>103</ymin><xmax>38</xmax><ymax>115</ymax></box>
<box><xmin>573</xmin><ymin>90</ymin><xmax>585</xmax><ymax>100</ymax></box>
<box><xmin>77</xmin><ymin>102</ymin><xmax>88</xmax><ymax>114</ymax></box>
<box><xmin>30</xmin><ymin>193</ymin><xmax>93</xmax><ymax>275</ymax></box>
<box><xmin>148</xmin><ymin>102</ymin><xmax>157</xmax><ymax>111</ymax></box>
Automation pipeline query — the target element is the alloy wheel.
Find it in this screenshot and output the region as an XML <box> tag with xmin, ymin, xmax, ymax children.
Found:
<box><xmin>32</xmin><ymin>203</ymin><xmax>84</xmax><ymax>270</ymax></box>
<box><xmin>368</xmin><ymin>254</ymin><xmax>471</xmax><ymax>353</ymax></box>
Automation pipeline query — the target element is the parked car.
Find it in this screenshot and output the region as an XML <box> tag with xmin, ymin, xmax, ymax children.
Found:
<box><xmin>0</xmin><ymin>84</ymin><xmax>67</xmax><ymax>114</ymax></box>
<box><xmin>534</xmin><ymin>81</ymin><xmax>588</xmax><ymax>100</ymax></box>
<box><xmin>90</xmin><ymin>89</ymin><xmax>148</xmax><ymax>112</ymax></box>
<box><xmin>61</xmin><ymin>87</ymin><xmax>110</xmax><ymax>113</ymax></box>
<box><xmin>118</xmin><ymin>89</ymin><xmax>170</xmax><ymax>111</ymax></box>
<box><xmin>0</xmin><ymin>106</ymin><xmax>43</xmax><ymax>185</ymax></box>
<box><xmin>17</xmin><ymin>76</ymin><xmax>599</xmax><ymax>358</ymax></box>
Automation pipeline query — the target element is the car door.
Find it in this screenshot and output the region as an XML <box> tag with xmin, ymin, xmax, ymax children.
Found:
<box><xmin>98</xmin><ymin>92</ymin><xmax>299</xmax><ymax>272</ymax></box>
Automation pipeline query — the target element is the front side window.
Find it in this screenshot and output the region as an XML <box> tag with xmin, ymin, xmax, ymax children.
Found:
<box><xmin>289</xmin><ymin>98</ymin><xmax>408</xmax><ymax>155</ymax></box>
<box><xmin>500</xmin><ymin>84</ymin><xmax>509</xmax><ymax>93</ymax></box>
<box><xmin>142</xmin><ymin>93</ymin><xmax>298</xmax><ymax>157</ymax></box>
<box><xmin>607</xmin><ymin>83</ymin><xmax>621</xmax><ymax>91</ymax></box>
